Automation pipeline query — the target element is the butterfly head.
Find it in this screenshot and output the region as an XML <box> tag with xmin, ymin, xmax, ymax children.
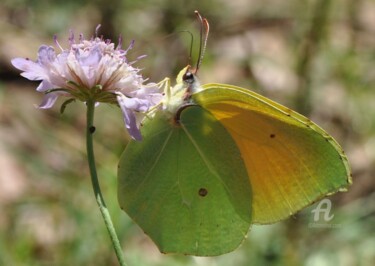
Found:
<box><xmin>182</xmin><ymin>69</ymin><xmax>195</xmax><ymax>85</ymax></box>
<box><xmin>160</xmin><ymin>11</ymin><xmax>209</xmax><ymax>120</ymax></box>
<box><xmin>182</xmin><ymin>65</ymin><xmax>202</xmax><ymax>95</ymax></box>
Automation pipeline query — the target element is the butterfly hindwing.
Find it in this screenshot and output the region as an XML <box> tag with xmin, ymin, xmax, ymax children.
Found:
<box><xmin>118</xmin><ymin>105</ymin><xmax>252</xmax><ymax>256</ymax></box>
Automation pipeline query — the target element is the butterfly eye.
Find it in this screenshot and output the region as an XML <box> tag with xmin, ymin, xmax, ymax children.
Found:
<box><xmin>182</xmin><ymin>71</ymin><xmax>195</xmax><ymax>84</ymax></box>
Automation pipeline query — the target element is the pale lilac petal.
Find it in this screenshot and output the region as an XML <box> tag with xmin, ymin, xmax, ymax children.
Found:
<box><xmin>38</xmin><ymin>93</ymin><xmax>59</xmax><ymax>109</ymax></box>
<box><xmin>122</xmin><ymin>97</ymin><xmax>151</xmax><ymax>112</ymax></box>
<box><xmin>116</xmin><ymin>75</ymin><xmax>139</xmax><ymax>90</ymax></box>
<box><xmin>132</xmin><ymin>83</ymin><xmax>160</xmax><ymax>96</ymax></box>
<box><xmin>11</xmin><ymin>58</ymin><xmax>46</xmax><ymax>80</ymax></box>
<box><xmin>129</xmin><ymin>84</ymin><xmax>163</xmax><ymax>106</ymax></box>
<box><xmin>56</xmin><ymin>51</ymin><xmax>69</xmax><ymax>64</ymax></box>
<box><xmin>36</xmin><ymin>80</ymin><xmax>54</xmax><ymax>92</ymax></box>
<box><xmin>37</xmin><ymin>45</ymin><xmax>56</xmax><ymax>66</ymax></box>
<box><xmin>124</xmin><ymin>108</ymin><xmax>142</xmax><ymax>141</ymax></box>
<box><xmin>77</xmin><ymin>45</ymin><xmax>101</xmax><ymax>66</ymax></box>
<box><xmin>116</xmin><ymin>93</ymin><xmax>142</xmax><ymax>140</ymax></box>
<box><xmin>149</xmin><ymin>93</ymin><xmax>163</xmax><ymax>105</ymax></box>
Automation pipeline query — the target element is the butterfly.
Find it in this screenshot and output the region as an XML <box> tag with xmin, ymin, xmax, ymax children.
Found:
<box><xmin>117</xmin><ymin>11</ymin><xmax>351</xmax><ymax>256</ymax></box>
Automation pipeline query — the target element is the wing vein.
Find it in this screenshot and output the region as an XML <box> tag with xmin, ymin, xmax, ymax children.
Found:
<box><xmin>180</xmin><ymin>122</ymin><xmax>234</xmax><ymax>200</ymax></box>
<box><xmin>132</xmin><ymin>129</ymin><xmax>175</xmax><ymax>197</ymax></box>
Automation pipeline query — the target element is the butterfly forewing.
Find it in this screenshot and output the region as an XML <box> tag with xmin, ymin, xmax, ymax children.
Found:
<box><xmin>194</xmin><ymin>84</ymin><xmax>351</xmax><ymax>224</ymax></box>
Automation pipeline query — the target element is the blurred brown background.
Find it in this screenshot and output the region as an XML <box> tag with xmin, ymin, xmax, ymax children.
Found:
<box><xmin>0</xmin><ymin>0</ymin><xmax>374</xmax><ymax>265</ymax></box>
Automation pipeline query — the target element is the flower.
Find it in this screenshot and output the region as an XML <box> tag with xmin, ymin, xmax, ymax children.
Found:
<box><xmin>11</xmin><ymin>26</ymin><xmax>162</xmax><ymax>140</ymax></box>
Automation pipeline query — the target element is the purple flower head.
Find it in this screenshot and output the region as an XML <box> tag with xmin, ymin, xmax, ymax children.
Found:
<box><xmin>11</xmin><ymin>27</ymin><xmax>162</xmax><ymax>140</ymax></box>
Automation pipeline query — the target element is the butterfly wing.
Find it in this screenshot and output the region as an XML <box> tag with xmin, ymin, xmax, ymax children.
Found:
<box><xmin>194</xmin><ymin>83</ymin><xmax>351</xmax><ymax>224</ymax></box>
<box><xmin>118</xmin><ymin>105</ymin><xmax>252</xmax><ymax>256</ymax></box>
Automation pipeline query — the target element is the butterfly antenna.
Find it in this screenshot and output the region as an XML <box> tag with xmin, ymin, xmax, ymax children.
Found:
<box><xmin>194</xmin><ymin>11</ymin><xmax>210</xmax><ymax>74</ymax></box>
<box><xmin>182</xmin><ymin>30</ymin><xmax>194</xmax><ymax>67</ymax></box>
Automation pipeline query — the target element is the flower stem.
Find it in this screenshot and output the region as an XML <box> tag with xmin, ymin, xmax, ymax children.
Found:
<box><xmin>86</xmin><ymin>98</ymin><xmax>127</xmax><ymax>266</ymax></box>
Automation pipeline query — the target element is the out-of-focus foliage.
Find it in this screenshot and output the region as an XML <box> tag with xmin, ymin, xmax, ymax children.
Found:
<box><xmin>0</xmin><ymin>0</ymin><xmax>374</xmax><ymax>265</ymax></box>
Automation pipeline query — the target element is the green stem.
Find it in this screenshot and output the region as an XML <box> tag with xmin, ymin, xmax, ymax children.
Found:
<box><xmin>86</xmin><ymin>99</ymin><xmax>127</xmax><ymax>266</ymax></box>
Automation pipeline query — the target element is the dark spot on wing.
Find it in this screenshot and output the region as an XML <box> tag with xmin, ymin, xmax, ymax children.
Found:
<box><xmin>198</xmin><ymin>188</ymin><xmax>208</xmax><ymax>197</ymax></box>
<box><xmin>270</xmin><ymin>133</ymin><xmax>276</xmax><ymax>138</ymax></box>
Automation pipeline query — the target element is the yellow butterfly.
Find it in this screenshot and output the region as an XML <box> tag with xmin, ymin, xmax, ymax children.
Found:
<box><xmin>118</xmin><ymin>11</ymin><xmax>351</xmax><ymax>256</ymax></box>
